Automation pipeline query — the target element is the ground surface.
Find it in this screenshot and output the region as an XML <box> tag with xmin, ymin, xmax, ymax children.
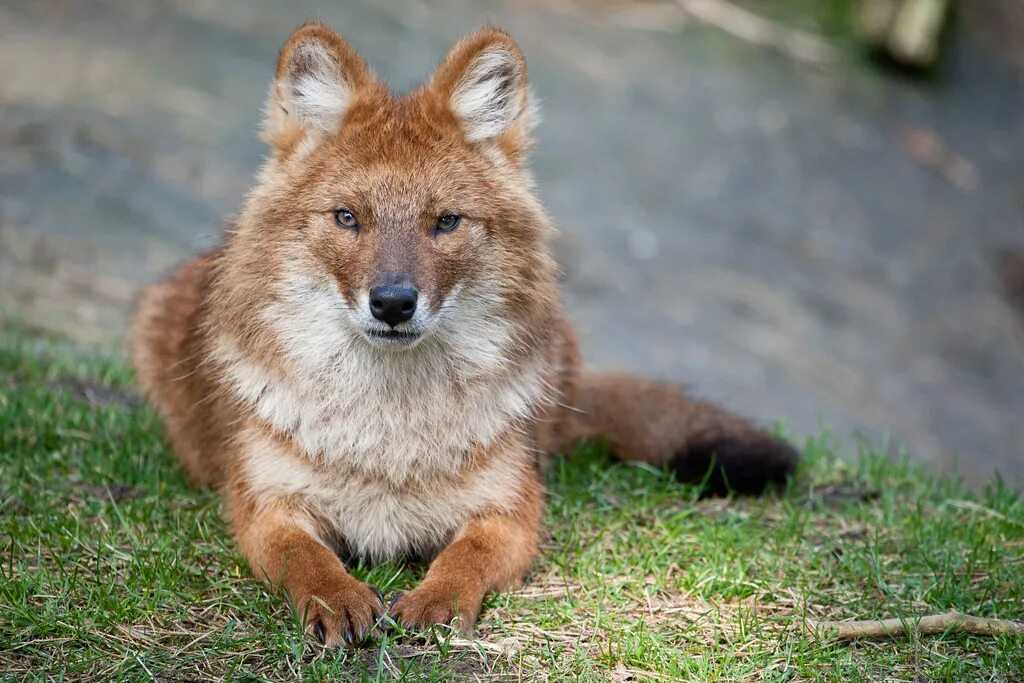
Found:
<box><xmin>1</xmin><ymin>2</ymin><xmax>1023</xmax><ymax>479</ymax></box>
<box><xmin>2</xmin><ymin>330</ymin><xmax>1023</xmax><ymax>681</ymax></box>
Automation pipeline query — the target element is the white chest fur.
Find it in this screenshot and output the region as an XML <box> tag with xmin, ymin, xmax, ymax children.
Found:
<box><xmin>237</xmin><ymin>424</ymin><xmax>531</xmax><ymax>561</ymax></box>
<box><xmin>218</xmin><ymin>267</ymin><xmax>545</xmax><ymax>480</ymax></box>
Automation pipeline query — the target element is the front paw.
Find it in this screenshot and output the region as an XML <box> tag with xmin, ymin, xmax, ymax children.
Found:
<box><xmin>388</xmin><ymin>581</ymin><xmax>482</xmax><ymax>635</ymax></box>
<box><xmin>297</xmin><ymin>578</ymin><xmax>385</xmax><ymax>647</ymax></box>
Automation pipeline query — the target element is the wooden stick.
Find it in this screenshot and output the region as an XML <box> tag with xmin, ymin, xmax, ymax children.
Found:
<box><xmin>807</xmin><ymin>611</ymin><xmax>1024</xmax><ymax>640</ymax></box>
<box><xmin>675</xmin><ymin>0</ymin><xmax>837</xmax><ymax>67</ymax></box>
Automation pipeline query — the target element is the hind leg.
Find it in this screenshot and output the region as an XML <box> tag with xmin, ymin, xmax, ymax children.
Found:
<box><xmin>132</xmin><ymin>252</ymin><xmax>225</xmax><ymax>487</ymax></box>
<box><xmin>546</xmin><ymin>371</ymin><xmax>798</xmax><ymax>495</ymax></box>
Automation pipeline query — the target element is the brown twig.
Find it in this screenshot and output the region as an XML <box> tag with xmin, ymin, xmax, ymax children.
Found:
<box><xmin>674</xmin><ymin>0</ymin><xmax>838</xmax><ymax>67</ymax></box>
<box><xmin>806</xmin><ymin>610</ymin><xmax>1024</xmax><ymax>640</ymax></box>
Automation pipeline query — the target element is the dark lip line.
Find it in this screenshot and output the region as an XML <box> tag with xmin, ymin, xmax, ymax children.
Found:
<box><xmin>365</xmin><ymin>329</ymin><xmax>421</xmax><ymax>339</ymax></box>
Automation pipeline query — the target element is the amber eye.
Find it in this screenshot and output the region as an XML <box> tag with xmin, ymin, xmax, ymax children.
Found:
<box><xmin>334</xmin><ymin>209</ymin><xmax>359</xmax><ymax>231</ymax></box>
<box><xmin>435</xmin><ymin>214</ymin><xmax>461</xmax><ymax>233</ymax></box>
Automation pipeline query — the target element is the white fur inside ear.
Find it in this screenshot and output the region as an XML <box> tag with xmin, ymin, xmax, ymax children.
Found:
<box><xmin>280</xmin><ymin>40</ymin><xmax>349</xmax><ymax>133</ymax></box>
<box><xmin>451</xmin><ymin>46</ymin><xmax>525</xmax><ymax>143</ymax></box>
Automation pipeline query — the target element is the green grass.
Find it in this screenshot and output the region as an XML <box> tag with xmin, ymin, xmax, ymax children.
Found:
<box><xmin>1</xmin><ymin>327</ymin><xmax>1022</xmax><ymax>681</ymax></box>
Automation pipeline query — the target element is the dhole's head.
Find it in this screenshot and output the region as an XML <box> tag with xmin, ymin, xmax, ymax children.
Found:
<box><xmin>227</xmin><ymin>22</ymin><xmax>557</xmax><ymax>363</ymax></box>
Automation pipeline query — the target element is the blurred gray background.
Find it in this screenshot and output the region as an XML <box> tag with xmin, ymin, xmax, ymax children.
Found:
<box><xmin>2</xmin><ymin>0</ymin><xmax>1022</xmax><ymax>484</ymax></box>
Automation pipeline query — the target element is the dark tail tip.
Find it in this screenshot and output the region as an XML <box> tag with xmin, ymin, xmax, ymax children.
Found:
<box><xmin>669</xmin><ymin>432</ymin><xmax>799</xmax><ymax>497</ymax></box>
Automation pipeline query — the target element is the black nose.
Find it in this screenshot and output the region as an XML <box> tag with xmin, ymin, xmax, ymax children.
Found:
<box><xmin>369</xmin><ymin>283</ymin><xmax>418</xmax><ymax>327</ymax></box>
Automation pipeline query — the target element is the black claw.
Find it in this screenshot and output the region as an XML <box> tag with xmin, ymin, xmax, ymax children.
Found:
<box><xmin>351</xmin><ymin>612</ymin><xmax>366</xmax><ymax>643</ymax></box>
<box><xmin>313</xmin><ymin>621</ymin><xmax>325</xmax><ymax>644</ymax></box>
<box><xmin>370</xmin><ymin>585</ymin><xmax>384</xmax><ymax>604</ymax></box>
<box><xmin>389</xmin><ymin>592</ymin><xmax>405</xmax><ymax>609</ymax></box>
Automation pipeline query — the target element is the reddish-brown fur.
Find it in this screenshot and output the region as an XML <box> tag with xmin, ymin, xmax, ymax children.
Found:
<box><xmin>133</xmin><ymin>22</ymin><xmax>797</xmax><ymax>645</ymax></box>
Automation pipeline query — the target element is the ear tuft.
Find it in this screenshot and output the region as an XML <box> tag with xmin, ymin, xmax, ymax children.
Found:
<box><xmin>451</xmin><ymin>45</ymin><xmax>526</xmax><ymax>143</ymax></box>
<box><xmin>263</xmin><ymin>22</ymin><xmax>374</xmax><ymax>153</ymax></box>
<box><xmin>281</xmin><ymin>39</ymin><xmax>348</xmax><ymax>131</ymax></box>
<box><xmin>431</xmin><ymin>29</ymin><xmax>532</xmax><ymax>146</ymax></box>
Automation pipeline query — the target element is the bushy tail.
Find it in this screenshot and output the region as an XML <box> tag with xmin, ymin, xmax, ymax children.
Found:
<box><xmin>545</xmin><ymin>371</ymin><xmax>799</xmax><ymax>496</ymax></box>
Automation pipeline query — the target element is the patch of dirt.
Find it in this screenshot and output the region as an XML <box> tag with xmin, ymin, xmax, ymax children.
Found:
<box><xmin>2</xmin><ymin>369</ymin><xmax>140</xmax><ymax>408</ymax></box>
<box><xmin>3</xmin><ymin>483</ymin><xmax>143</xmax><ymax>514</ymax></box>
<box><xmin>57</xmin><ymin>376</ymin><xmax>140</xmax><ymax>409</ymax></box>
<box><xmin>801</xmin><ymin>482</ymin><xmax>881</xmax><ymax>509</ymax></box>
<box><xmin>75</xmin><ymin>483</ymin><xmax>144</xmax><ymax>503</ymax></box>
<box><xmin>1</xmin><ymin>495</ymin><xmax>28</xmax><ymax>515</ymax></box>
<box><xmin>344</xmin><ymin>642</ymin><xmax>507</xmax><ymax>681</ymax></box>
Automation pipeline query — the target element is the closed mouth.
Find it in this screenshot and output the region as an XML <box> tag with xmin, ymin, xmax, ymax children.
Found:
<box><xmin>364</xmin><ymin>329</ymin><xmax>421</xmax><ymax>344</ymax></box>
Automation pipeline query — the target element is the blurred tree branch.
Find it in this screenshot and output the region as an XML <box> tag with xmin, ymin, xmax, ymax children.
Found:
<box><xmin>675</xmin><ymin>0</ymin><xmax>838</xmax><ymax>67</ymax></box>
<box><xmin>859</xmin><ymin>0</ymin><xmax>950</xmax><ymax>68</ymax></box>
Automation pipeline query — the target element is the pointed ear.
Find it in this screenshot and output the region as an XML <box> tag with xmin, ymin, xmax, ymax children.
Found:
<box><xmin>262</xmin><ymin>22</ymin><xmax>375</xmax><ymax>155</ymax></box>
<box><xmin>429</xmin><ymin>28</ymin><xmax>536</xmax><ymax>153</ymax></box>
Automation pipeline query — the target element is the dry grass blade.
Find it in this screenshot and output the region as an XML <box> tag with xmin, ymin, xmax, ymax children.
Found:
<box><xmin>945</xmin><ymin>499</ymin><xmax>1024</xmax><ymax>530</ymax></box>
